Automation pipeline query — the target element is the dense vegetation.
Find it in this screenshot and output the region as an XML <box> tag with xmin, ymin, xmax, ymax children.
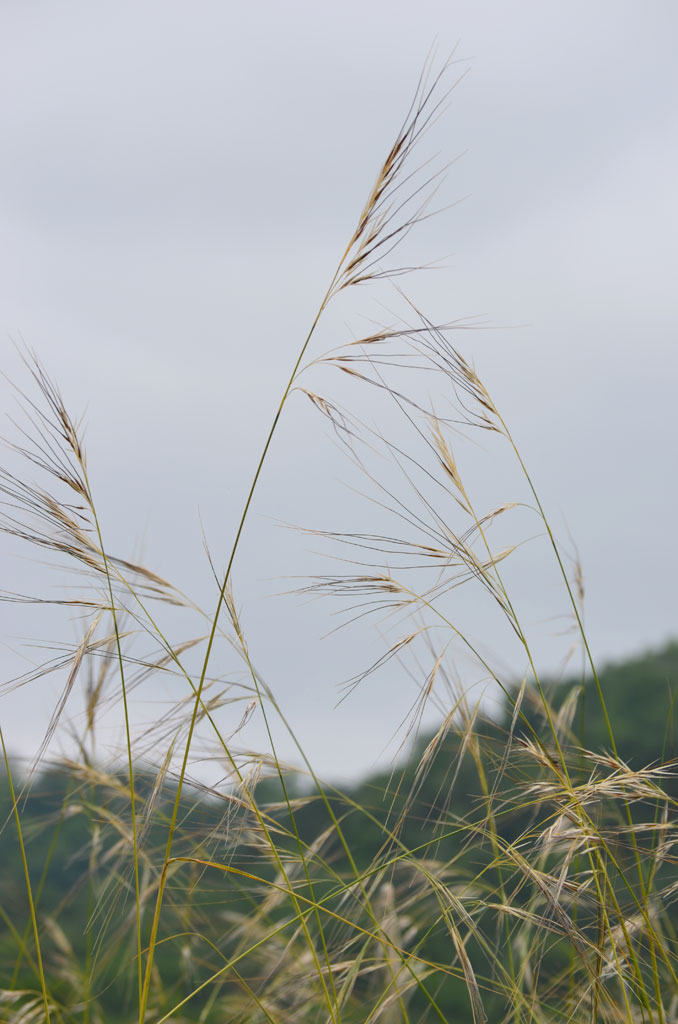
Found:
<box><xmin>3</xmin><ymin>644</ymin><xmax>677</xmax><ymax>1021</ymax></box>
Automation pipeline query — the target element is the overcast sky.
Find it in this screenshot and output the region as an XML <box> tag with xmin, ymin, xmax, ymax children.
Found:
<box><xmin>1</xmin><ymin>1</ymin><xmax>676</xmax><ymax>782</ymax></box>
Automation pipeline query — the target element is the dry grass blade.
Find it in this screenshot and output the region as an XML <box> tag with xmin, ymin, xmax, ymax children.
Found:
<box><xmin>24</xmin><ymin>615</ymin><xmax>102</xmax><ymax>778</ymax></box>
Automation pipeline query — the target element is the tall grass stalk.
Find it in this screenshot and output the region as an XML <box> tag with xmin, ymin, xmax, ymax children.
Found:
<box><xmin>1</xmin><ymin>730</ymin><xmax>51</xmax><ymax>1023</ymax></box>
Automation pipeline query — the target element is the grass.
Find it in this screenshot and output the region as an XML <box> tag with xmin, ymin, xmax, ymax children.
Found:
<box><xmin>1</xmin><ymin>53</ymin><xmax>678</xmax><ymax>1023</ymax></box>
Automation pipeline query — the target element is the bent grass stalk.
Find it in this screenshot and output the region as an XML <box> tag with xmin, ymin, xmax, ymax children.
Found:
<box><xmin>138</xmin><ymin>56</ymin><xmax>462</xmax><ymax>1021</ymax></box>
<box><xmin>138</xmin><ymin>291</ymin><xmax>337</xmax><ymax>1024</ymax></box>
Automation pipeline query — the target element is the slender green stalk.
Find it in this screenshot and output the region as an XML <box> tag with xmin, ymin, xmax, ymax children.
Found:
<box><xmin>85</xmin><ymin>477</ymin><xmax>143</xmax><ymax>1019</ymax></box>
<box><xmin>500</xmin><ymin>416</ymin><xmax>670</xmax><ymax>1015</ymax></box>
<box><xmin>7</xmin><ymin>776</ymin><xmax>73</xmax><ymax>997</ymax></box>
<box><xmin>1</xmin><ymin>731</ymin><xmax>51</xmax><ymax>1023</ymax></box>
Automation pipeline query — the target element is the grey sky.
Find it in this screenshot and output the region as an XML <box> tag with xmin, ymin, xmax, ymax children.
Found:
<box><xmin>1</xmin><ymin>1</ymin><xmax>676</xmax><ymax>781</ymax></box>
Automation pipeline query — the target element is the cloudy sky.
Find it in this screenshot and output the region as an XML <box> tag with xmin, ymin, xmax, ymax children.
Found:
<box><xmin>1</xmin><ymin>1</ymin><xmax>676</xmax><ymax>782</ymax></box>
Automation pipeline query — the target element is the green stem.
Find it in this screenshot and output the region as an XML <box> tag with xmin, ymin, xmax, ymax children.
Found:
<box><xmin>138</xmin><ymin>265</ymin><xmax>342</xmax><ymax>1022</ymax></box>
<box><xmin>86</xmin><ymin>483</ymin><xmax>143</xmax><ymax>1019</ymax></box>
<box><xmin>1</xmin><ymin>730</ymin><xmax>51</xmax><ymax>1023</ymax></box>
